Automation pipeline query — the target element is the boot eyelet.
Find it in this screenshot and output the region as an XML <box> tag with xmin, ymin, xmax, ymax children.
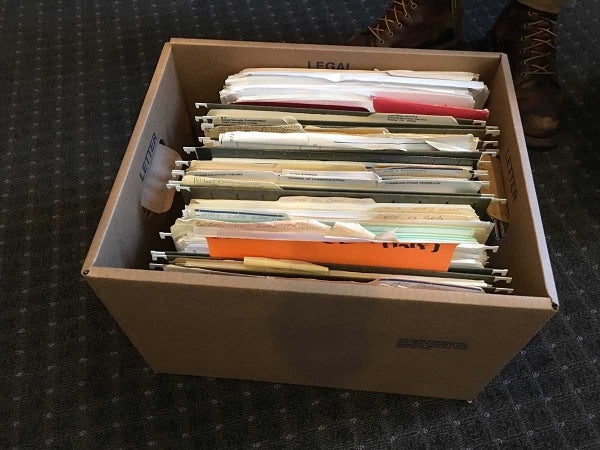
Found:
<box><xmin>410</xmin><ymin>2</ymin><xmax>417</xmax><ymax>9</ymax></box>
<box><xmin>405</xmin><ymin>13</ymin><xmax>411</xmax><ymax>20</ymax></box>
<box><xmin>388</xmin><ymin>32</ymin><xmax>394</xmax><ymax>37</ymax></box>
<box><xmin>377</xmin><ymin>39</ymin><xmax>385</xmax><ymax>46</ymax></box>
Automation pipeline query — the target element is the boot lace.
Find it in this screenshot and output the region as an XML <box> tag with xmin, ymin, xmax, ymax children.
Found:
<box><xmin>521</xmin><ymin>11</ymin><xmax>557</xmax><ymax>76</ymax></box>
<box><xmin>368</xmin><ymin>0</ymin><xmax>418</xmax><ymax>44</ymax></box>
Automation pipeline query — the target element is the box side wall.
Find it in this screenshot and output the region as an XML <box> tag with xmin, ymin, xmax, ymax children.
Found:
<box><xmin>170</xmin><ymin>40</ymin><xmax>500</xmax><ymax>112</ymax></box>
<box><xmin>86</xmin><ymin>268</ymin><xmax>554</xmax><ymax>400</ymax></box>
<box><xmin>84</xmin><ymin>44</ymin><xmax>195</xmax><ymax>271</ymax></box>
<box><xmin>486</xmin><ymin>55</ymin><xmax>558</xmax><ymax>303</ymax></box>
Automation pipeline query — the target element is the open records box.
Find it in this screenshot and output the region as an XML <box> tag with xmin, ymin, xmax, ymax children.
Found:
<box><xmin>82</xmin><ymin>39</ymin><xmax>558</xmax><ymax>400</ymax></box>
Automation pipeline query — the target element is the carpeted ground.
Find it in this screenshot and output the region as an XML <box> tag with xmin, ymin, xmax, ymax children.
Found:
<box><xmin>1</xmin><ymin>0</ymin><xmax>599</xmax><ymax>448</ymax></box>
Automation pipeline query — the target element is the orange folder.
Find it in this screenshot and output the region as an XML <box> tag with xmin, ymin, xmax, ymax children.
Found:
<box><xmin>206</xmin><ymin>238</ymin><xmax>457</xmax><ymax>272</ymax></box>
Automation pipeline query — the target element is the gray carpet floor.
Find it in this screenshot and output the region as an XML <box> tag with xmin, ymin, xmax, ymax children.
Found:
<box><xmin>1</xmin><ymin>0</ymin><xmax>599</xmax><ymax>448</ymax></box>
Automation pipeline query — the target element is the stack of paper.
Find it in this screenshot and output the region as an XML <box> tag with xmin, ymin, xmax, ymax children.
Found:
<box><xmin>198</xmin><ymin>103</ymin><xmax>499</xmax><ymax>139</ymax></box>
<box><xmin>152</xmin><ymin>67</ymin><xmax>510</xmax><ymax>294</ymax></box>
<box><xmin>219</xmin><ymin>68</ymin><xmax>490</xmax><ymax>117</ymax></box>
<box><xmin>169</xmin><ymin>157</ymin><xmax>489</xmax><ymax>195</ymax></box>
<box><xmin>166</xmin><ymin>197</ymin><xmax>496</xmax><ymax>269</ymax></box>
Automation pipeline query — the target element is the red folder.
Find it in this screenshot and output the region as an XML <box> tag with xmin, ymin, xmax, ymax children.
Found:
<box><xmin>372</xmin><ymin>96</ymin><xmax>489</xmax><ymax>121</ymax></box>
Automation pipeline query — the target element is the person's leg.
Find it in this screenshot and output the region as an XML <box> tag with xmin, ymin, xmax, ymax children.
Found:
<box><xmin>492</xmin><ymin>0</ymin><xmax>567</xmax><ymax>148</ymax></box>
<box><xmin>347</xmin><ymin>0</ymin><xmax>565</xmax><ymax>148</ymax></box>
<box><xmin>347</xmin><ymin>0</ymin><xmax>463</xmax><ymax>49</ymax></box>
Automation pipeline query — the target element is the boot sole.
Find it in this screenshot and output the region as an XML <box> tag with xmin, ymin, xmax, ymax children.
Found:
<box><xmin>387</xmin><ymin>29</ymin><xmax>464</xmax><ymax>51</ymax></box>
<box><xmin>432</xmin><ymin>35</ymin><xmax>464</xmax><ymax>50</ymax></box>
<box><xmin>422</xmin><ymin>29</ymin><xmax>464</xmax><ymax>51</ymax></box>
<box><xmin>525</xmin><ymin>134</ymin><xmax>558</xmax><ymax>150</ymax></box>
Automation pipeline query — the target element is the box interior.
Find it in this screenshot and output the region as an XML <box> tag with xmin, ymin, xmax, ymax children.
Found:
<box><xmin>87</xmin><ymin>39</ymin><xmax>557</xmax><ymax>305</ymax></box>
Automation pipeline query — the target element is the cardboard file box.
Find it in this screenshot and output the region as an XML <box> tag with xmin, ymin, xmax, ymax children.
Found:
<box><xmin>82</xmin><ymin>39</ymin><xmax>558</xmax><ymax>400</ymax></box>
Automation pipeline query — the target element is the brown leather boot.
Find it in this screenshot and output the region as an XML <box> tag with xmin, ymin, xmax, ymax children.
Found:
<box><xmin>492</xmin><ymin>0</ymin><xmax>562</xmax><ymax>148</ymax></box>
<box><xmin>347</xmin><ymin>0</ymin><xmax>463</xmax><ymax>49</ymax></box>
